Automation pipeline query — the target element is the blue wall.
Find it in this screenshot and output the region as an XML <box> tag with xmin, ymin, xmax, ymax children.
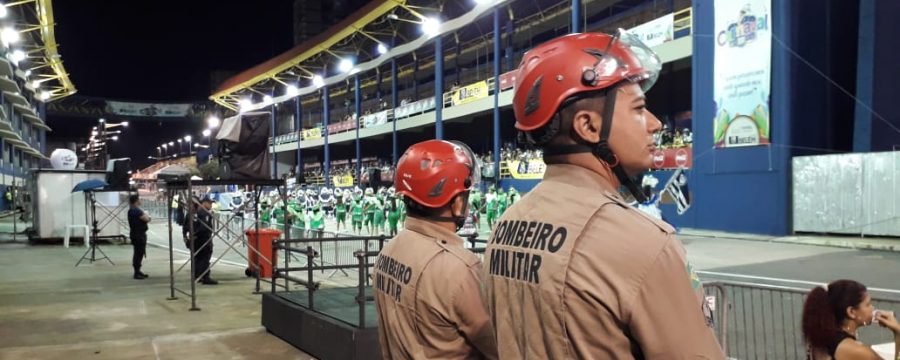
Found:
<box><xmin>853</xmin><ymin>0</ymin><xmax>900</xmax><ymax>152</ymax></box>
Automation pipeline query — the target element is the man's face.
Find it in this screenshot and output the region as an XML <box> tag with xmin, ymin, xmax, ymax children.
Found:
<box><xmin>605</xmin><ymin>83</ymin><xmax>662</xmax><ymax>175</ymax></box>
<box><xmin>133</xmin><ymin>199</ymin><xmax>142</xmax><ymax>208</ymax></box>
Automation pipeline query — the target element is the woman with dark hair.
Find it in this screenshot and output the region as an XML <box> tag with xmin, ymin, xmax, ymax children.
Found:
<box><xmin>802</xmin><ymin>279</ymin><xmax>900</xmax><ymax>359</ymax></box>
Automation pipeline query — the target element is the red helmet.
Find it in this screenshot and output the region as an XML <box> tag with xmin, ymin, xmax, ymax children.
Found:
<box><xmin>513</xmin><ymin>30</ymin><xmax>661</xmax><ymax>132</ymax></box>
<box><xmin>395</xmin><ymin>140</ymin><xmax>480</xmax><ymax>208</ymax></box>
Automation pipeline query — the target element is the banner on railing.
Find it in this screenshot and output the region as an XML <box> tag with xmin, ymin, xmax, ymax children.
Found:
<box><xmin>651</xmin><ymin>147</ymin><xmax>693</xmax><ymax>170</ymax></box>
<box><xmin>394</xmin><ymin>98</ymin><xmax>436</xmax><ymax>118</ymax></box>
<box><xmin>629</xmin><ymin>13</ymin><xmax>674</xmax><ymax>48</ymax></box>
<box><xmin>332</xmin><ymin>175</ymin><xmax>354</xmax><ymax>187</ymax></box>
<box><xmin>451</xmin><ymin>80</ymin><xmax>489</xmax><ymax>106</ymax></box>
<box><xmin>507</xmin><ymin>159</ymin><xmax>546</xmax><ymax>180</ymax></box>
<box><xmin>327</xmin><ymin>120</ymin><xmax>356</xmax><ymax>134</ymax></box>
<box><xmin>713</xmin><ymin>0</ymin><xmax>771</xmax><ymax>148</ymax></box>
<box><xmin>499</xmin><ymin>71</ymin><xmax>517</xmax><ymax>91</ymax></box>
<box><xmin>106</xmin><ymin>101</ymin><xmax>192</xmax><ymax>118</ymax></box>
<box><xmin>361</xmin><ymin>110</ymin><xmax>389</xmax><ymax>128</ymax></box>
<box><xmin>302</xmin><ymin>127</ymin><xmax>322</xmax><ymax>140</ymax></box>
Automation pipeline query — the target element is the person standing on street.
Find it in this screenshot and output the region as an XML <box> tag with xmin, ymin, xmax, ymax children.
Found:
<box><xmin>127</xmin><ymin>195</ymin><xmax>151</xmax><ymax>279</ymax></box>
<box><xmin>483</xmin><ymin>30</ymin><xmax>723</xmax><ymax>358</ymax></box>
<box><xmin>183</xmin><ymin>196</ymin><xmax>218</xmax><ymax>285</ymax></box>
<box><xmin>373</xmin><ymin>140</ymin><xmax>497</xmax><ymax>360</ymax></box>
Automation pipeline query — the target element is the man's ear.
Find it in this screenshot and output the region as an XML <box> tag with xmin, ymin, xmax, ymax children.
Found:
<box><xmin>570</xmin><ymin>110</ymin><xmax>601</xmax><ymax>143</ymax></box>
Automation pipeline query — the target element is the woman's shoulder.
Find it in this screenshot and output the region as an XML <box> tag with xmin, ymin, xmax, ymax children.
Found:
<box><xmin>833</xmin><ymin>333</ymin><xmax>879</xmax><ymax>359</ymax></box>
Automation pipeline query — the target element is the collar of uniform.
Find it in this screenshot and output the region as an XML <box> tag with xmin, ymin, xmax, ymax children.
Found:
<box><xmin>403</xmin><ymin>216</ymin><xmax>464</xmax><ymax>246</ymax></box>
<box><xmin>543</xmin><ymin>163</ymin><xmax>621</xmax><ymax>196</ymax></box>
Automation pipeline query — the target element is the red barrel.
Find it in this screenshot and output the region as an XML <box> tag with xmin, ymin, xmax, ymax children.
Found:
<box><xmin>245</xmin><ymin>228</ymin><xmax>282</xmax><ymax>278</ymax></box>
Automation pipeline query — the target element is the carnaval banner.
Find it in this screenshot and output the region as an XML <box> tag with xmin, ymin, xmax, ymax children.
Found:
<box><xmin>332</xmin><ymin>175</ymin><xmax>354</xmax><ymax>188</ymax></box>
<box><xmin>507</xmin><ymin>159</ymin><xmax>546</xmax><ymax>180</ymax></box>
<box><xmin>628</xmin><ymin>13</ymin><xmax>674</xmax><ymax>48</ymax></box>
<box><xmin>302</xmin><ymin>127</ymin><xmax>322</xmax><ymax>140</ymax></box>
<box><xmin>713</xmin><ymin>0</ymin><xmax>771</xmax><ymax>148</ymax></box>
<box><xmin>451</xmin><ymin>80</ymin><xmax>489</xmax><ymax>106</ymax></box>
<box><xmin>106</xmin><ymin>101</ymin><xmax>192</xmax><ymax>117</ymax></box>
<box><xmin>394</xmin><ymin>97</ymin><xmax>436</xmax><ymax>118</ymax></box>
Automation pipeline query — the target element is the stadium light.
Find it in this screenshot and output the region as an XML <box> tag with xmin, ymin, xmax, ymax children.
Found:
<box><xmin>286</xmin><ymin>84</ymin><xmax>299</xmax><ymax>96</ymax></box>
<box><xmin>1</xmin><ymin>27</ymin><xmax>18</xmax><ymax>45</ymax></box>
<box><xmin>31</xmin><ymin>80</ymin><xmax>39</xmax><ymax>89</ymax></box>
<box><xmin>239</xmin><ymin>98</ymin><xmax>252</xmax><ymax>112</ymax></box>
<box><xmin>111</xmin><ymin>136</ymin><xmax>119</xmax><ymax>141</ymax></box>
<box><xmin>0</xmin><ymin>4</ymin><xmax>8</xmax><ymax>18</ymax></box>
<box><xmin>184</xmin><ymin>135</ymin><xmax>192</xmax><ymax>142</ymax></box>
<box><xmin>9</xmin><ymin>49</ymin><xmax>25</xmax><ymax>64</ymax></box>
<box><xmin>23</xmin><ymin>69</ymin><xmax>31</xmax><ymax>77</ymax></box>
<box><xmin>121</xmin><ymin>121</ymin><xmax>129</xmax><ymax>127</ymax></box>
<box><xmin>177</xmin><ymin>139</ymin><xmax>182</xmax><ymax>143</ymax></box>
<box><xmin>387</xmin><ymin>13</ymin><xmax>398</xmax><ymax>20</ymax></box>
<box><xmin>202</xmin><ymin>129</ymin><xmax>211</xmax><ymax>137</ymax></box>
<box><xmin>474</xmin><ymin>0</ymin><xmax>493</xmax><ymax>4</ymax></box>
<box><xmin>168</xmin><ymin>141</ymin><xmax>174</xmax><ymax>146</ymax></box>
<box><xmin>377</xmin><ymin>43</ymin><xmax>388</xmax><ymax>55</ymax></box>
<box><xmin>207</xmin><ymin>115</ymin><xmax>220</xmax><ymax>129</ymax></box>
<box><xmin>39</xmin><ymin>91</ymin><xmax>50</xmax><ymax>101</ymax></box>
<box><xmin>421</xmin><ymin>17</ymin><xmax>441</xmax><ymax>36</ymax></box>
<box><xmin>262</xmin><ymin>95</ymin><xmax>273</xmax><ymax>105</ymax></box>
<box><xmin>338</xmin><ymin>58</ymin><xmax>354</xmax><ymax>73</ymax></box>
<box><xmin>312</xmin><ymin>75</ymin><xmax>325</xmax><ymax>88</ymax></box>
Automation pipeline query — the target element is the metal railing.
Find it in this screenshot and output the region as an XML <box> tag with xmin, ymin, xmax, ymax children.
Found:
<box><xmin>703</xmin><ymin>281</ymin><xmax>900</xmax><ymax>359</ymax></box>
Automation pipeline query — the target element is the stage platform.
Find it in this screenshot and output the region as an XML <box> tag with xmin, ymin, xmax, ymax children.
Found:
<box><xmin>262</xmin><ymin>287</ymin><xmax>381</xmax><ymax>360</ymax></box>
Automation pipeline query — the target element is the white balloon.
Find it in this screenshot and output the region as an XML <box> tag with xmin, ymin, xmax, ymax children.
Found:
<box><xmin>50</xmin><ymin>149</ymin><xmax>78</xmax><ymax>170</ymax></box>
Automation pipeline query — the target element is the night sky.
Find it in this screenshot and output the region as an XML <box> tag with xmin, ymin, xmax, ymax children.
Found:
<box><xmin>46</xmin><ymin>0</ymin><xmax>296</xmax><ymax>169</ymax></box>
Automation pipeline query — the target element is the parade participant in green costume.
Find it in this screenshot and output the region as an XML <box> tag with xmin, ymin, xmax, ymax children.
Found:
<box><xmin>497</xmin><ymin>187</ymin><xmax>509</xmax><ymax>216</ymax></box>
<box><xmin>468</xmin><ymin>187</ymin><xmax>483</xmax><ymax>232</ymax></box>
<box><xmin>363</xmin><ymin>187</ymin><xmax>377</xmax><ymax>235</ymax></box>
<box><xmin>287</xmin><ymin>198</ymin><xmax>305</xmax><ymax>237</ymax></box>
<box><xmin>308</xmin><ymin>203</ymin><xmax>325</xmax><ymax>238</ymax></box>
<box><xmin>271</xmin><ymin>199</ymin><xmax>287</xmax><ymax>231</ymax></box>
<box><xmin>386</xmin><ymin>188</ymin><xmax>402</xmax><ymax>236</ymax></box>
<box><xmin>258</xmin><ymin>199</ymin><xmax>272</xmax><ymax>227</ymax></box>
<box><xmin>373</xmin><ymin>188</ymin><xmax>386</xmax><ymax>235</ymax></box>
<box><xmin>351</xmin><ymin>194</ymin><xmax>364</xmax><ymax>235</ymax></box>
<box><xmin>508</xmin><ymin>186</ymin><xmax>521</xmax><ymax>206</ymax></box>
<box><xmin>485</xmin><ymin>186</ymin><xmax>498</xmax><ymax>230</ymax></box>
<box><xmin>334</xmin><ymin>190</ymin><xmax>349</xmax><ymax>232</ymax></box>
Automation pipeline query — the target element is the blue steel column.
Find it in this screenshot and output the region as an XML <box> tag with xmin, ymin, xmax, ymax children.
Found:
<box><xmin>270</xmin><ymin>101</ymin><xmax>277</xmax><ymax>178</ymax></box>
<box><xmin>493</xmin><ymin>9</ymin><xmax>502</xmax><ymax>181</ymax></box>
<box><xmin>571</xmin><ymin>0</ymin><xmax>582</xmax><ymax>33</ymax></box>
<box><xmin>323</xmin><ymin>86</ymin><xmax>330</xmax><ymax>182</ymax></box>
<box><xmin>354</xmin><ymin>75</ymin><xmax>362</xmax><ymax>182</ymax></box>
<box><xmin>295</xmin><ymin>97</ymin><xmax>302</xmax><ymax>173</ymax></box>
<box><xmin>413</xmin><ymin>55</ymin><xmax>419</xmax><ymax>99</ymax></box>
<box><xmin>505</xmin><ymin>19</ymin><xmax>515</xmax><ymax>72</ymax></box>
<box><xmin>391</xmin><ymin>53</ymin><xmax>398</xmax><ymax>165</ymax></box>
<box><xmin>434</xmin><ymin>36</ymin><xmax>444</xmax><ymax>140</ymax></box>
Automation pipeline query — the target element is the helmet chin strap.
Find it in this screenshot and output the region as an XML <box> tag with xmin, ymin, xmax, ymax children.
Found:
<box><xmin>541</xmin><ymin>85</ymin><xmax>649</xmax><ymax>203</ymax></box>
<box><xmin>430</xmin><ymin>192</ymin><xmax>470</xmax><ymax>231</ymax></box>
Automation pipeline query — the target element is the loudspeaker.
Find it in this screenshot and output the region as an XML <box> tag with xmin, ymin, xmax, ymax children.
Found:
<box><xmin>106</xmin><ymin>158</ymin><xmax>131</xmax><ymax>190</ymax></box>
<box><xmin>217</xmin><ymin>112</ymin><xmax>271</xmax><ymax>179</ymax></box>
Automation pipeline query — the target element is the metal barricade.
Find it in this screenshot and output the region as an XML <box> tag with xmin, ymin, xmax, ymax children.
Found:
<box><xmin>703</xmin><ymin>281</ymin><xmax>900</xmax><ymax>359</ymax></box>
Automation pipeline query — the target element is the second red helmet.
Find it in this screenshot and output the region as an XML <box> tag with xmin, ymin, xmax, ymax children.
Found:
<box><xmin>395</xmin><ymin>140</ymin><xmax>480</xmax><ymax>208</ymax></box>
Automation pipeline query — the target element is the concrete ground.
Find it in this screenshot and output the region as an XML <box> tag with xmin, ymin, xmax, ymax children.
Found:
<box><xmin>0</xmin><ymin>238</ymin><xmax>313</xmax><ymax>359</ymax></box>
<box><xmin>3</xmin><ymin>208</ymin><xmax>900</xmax><ymax>359</ymax></box>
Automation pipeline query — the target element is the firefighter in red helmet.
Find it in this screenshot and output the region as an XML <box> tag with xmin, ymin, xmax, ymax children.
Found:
<box><xmin>373</xmin><ymin>139</ymin><xmax>497</xmax><ymax>359</ymax></box>
<box><xmin>483</xmin><ymin>30</ymin><xmax>724</xmax><ymax>358</ymax></box>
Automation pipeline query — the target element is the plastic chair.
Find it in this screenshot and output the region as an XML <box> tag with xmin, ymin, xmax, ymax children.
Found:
<box><xmin>64</xmin><ymin>224</ymin><xmax>91</xmax><ymax>248</ymax></box>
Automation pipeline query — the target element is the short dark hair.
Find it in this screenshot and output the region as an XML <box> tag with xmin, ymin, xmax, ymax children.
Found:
<box><xmin>527</xmin><ymin>91</ymin><xmax>607</xmax><ymax>147</ymax></box>
<box><xmin>129</xmin><ymin>194</ymin><xmax>140</xmax><ymax>205</ymax></box>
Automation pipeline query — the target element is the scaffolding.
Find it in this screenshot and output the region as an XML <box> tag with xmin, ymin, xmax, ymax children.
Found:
<box><xmin>163</xmin><ymin>177</ymin><xmax>288</xmax><ymax>311</ymax></box>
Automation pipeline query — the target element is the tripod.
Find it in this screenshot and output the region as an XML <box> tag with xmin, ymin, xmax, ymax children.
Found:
<box><xmin>76</xmin><ymin>191</ymin><xmax>114</xmax><ymax>266</ymax></box>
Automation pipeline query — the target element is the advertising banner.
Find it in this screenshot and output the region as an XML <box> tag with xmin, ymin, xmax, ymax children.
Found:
<box><xmin>302</xmin><ymin>127</ymin><xmax>322</xmax><ymax>140</ymax></box>
<box><xmin>507</xmin><ymin>159</ymin><xmax>546</xmax><ymax>180</ymax></box>
<box><xmin>327</xmin><ymin>120</ymin><xmax>356</xmax><ymax>134</ymax></box>
<box><xmin>394</xmin><ymin>98</ymin><xmax>435</xmax><ymax>118</ymax></box>
<box><xmin>713</xmin><ymin>0</ymin><xmax>772</xmax><ymax>148</ymax></box>
<box><xmin>629</xmin><ymin>13</ymin><xmax>674</xmax><ymax>48</ymax></box>
<box><xmin>498</xmin><ymin>71</ymin><xmax>517</xmax><ymax>91</ymax></box>
<box><xmin>106</xmin><ymin>101</ymin><xmax>192</xmax><ymax>118</ymax></box>
<box><xmin>651</xmin><ymin>147</ymin><xmax>693</xmax><ymax>170</ymax></box>
<box><xmin>451</xmin><ymin>80</ymin><xmax>489</xmax><ymax>106</ymax></box>
<box><xmin>332</xmin><ymin>175</ymin><xmax>354</xmax><ymax>187</ymax></box>
<box><xmin>362</xmin><ymin>110</ymin><xmax>389</xmax><ymax>128</ymax></box>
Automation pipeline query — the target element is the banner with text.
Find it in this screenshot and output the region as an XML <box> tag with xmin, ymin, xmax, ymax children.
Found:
<box><xmin>332</xmin><ymin>175</ymin><xmax>354</xmax><ymax>187</ymax></box>
<box><xmin>302</xmin><ymin>127</ymin><xmax>322</xmax><ymax>140</ymax></box>
<box><xmin>507</xmin><ymin>159</ymin><xmax>546</xmax><ymax>180</ymax></box>
<box><xmin>713</xmin><ymin>0</ymin><xmax>771</xmax><ymax>148</ymax></box>
<box><xmin>361</xmin><ymin>110</ymin><xmax>389</xmax><ymax>128</ymax></box>
<box><xmin>451</xmin><ymin>81</ymin><xmax>489</xmax><ymax>106</ymax></box>
<box><xmin>629</xmin><ymin>13</ymin><xmax>674</xmax><ymax>48</ymax></box>
<box><xmin>394</xmin><ymin>98</ymin><xmax>435</xmax><ymax>118</ymax></box>
<box><xmin>327</xmin><ymin>120</ymin><xmax>356</xmax><ymax>134</ymax></box>
<box><xmin>106</xmin><ymin>101</ymin><xmax>192</xmax><ymax>118</ymax></box>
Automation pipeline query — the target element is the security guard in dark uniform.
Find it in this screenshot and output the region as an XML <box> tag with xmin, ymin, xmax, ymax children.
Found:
<box><xmin>127</xmin><ymin>194</ymin><xmax>151</xmax><ymax>279</ymax></box>
<box><xmin>183</xmin><ymin>195</ymin><xmax>218</xmax><ymax>285</ymax></box>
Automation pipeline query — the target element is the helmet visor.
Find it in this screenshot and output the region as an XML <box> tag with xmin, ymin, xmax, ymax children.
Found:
<box><xmin>593</xmin><ymin>28</ymin><xmax>662</xmax><ymax>92</ymax></box>
<box><xmin>449</xmin><ymin>141</ymin><xmax>481</xmax><ymax>189</ymax></box>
